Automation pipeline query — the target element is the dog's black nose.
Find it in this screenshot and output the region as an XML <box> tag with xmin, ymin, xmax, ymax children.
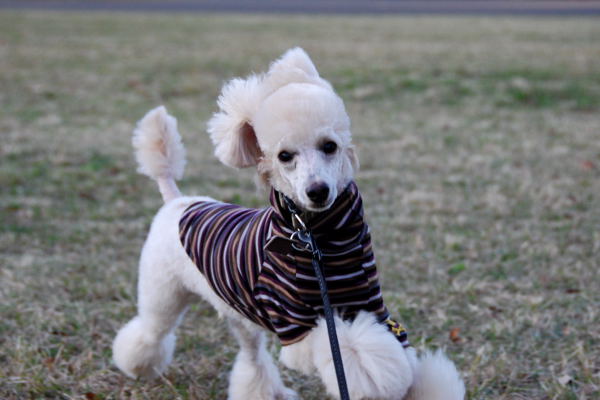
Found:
<box><xmin>306</xmin><ymin>183</ymin><xmax>330</xmax><ymax>204</ymax></box>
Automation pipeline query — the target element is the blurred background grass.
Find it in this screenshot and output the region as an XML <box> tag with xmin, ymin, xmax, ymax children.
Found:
<box><xmin>1</xmin><ymin>11</ymin><xmax>599</xmax><ymax>399</ymax></box>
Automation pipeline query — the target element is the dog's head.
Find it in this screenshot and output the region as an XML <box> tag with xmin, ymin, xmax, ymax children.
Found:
<box><xmin>208</xmin><ymin>48</ymin><xmax>358</xmax><ymax>212</ymax></box>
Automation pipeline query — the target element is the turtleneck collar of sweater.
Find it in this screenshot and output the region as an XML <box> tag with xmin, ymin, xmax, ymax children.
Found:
<box><xmin>269</xmin><ymin>181</ymin><xmax>362</xmax><ymax>235</ymax></box>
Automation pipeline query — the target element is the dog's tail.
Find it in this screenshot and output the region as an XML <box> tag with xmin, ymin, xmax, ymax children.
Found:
<box><xmin>132</xmin><ymin>106</ymin><xmax>186</xmax><ymax>202</ymax></box>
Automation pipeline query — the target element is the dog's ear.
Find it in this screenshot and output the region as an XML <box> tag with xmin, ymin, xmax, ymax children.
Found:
<box><xmin>208</xmin><ymin>76</ymin><xmax>264</xmax><ymax>168</ymax></box>
<box><xmin>208</xmin><ymin>48</ymin><xmax>328</xmax><ymax>168</ymax></box>
<box><xmin>347</xmin><ymin>146</ymin><xmax>360</xmax><ymax>172</ymax></box>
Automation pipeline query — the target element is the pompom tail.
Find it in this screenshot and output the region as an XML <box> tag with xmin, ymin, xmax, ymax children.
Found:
<box><xmin>132</xmin><ymin>106</ymin><xmax>186</xmax><ymax>202</ymax></box>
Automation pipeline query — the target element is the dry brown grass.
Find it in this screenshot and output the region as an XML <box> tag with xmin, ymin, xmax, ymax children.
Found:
<box><xmin>1</xmin><ymin>11</ymin><xmax>599</xmax><ymax>399</ymax></box>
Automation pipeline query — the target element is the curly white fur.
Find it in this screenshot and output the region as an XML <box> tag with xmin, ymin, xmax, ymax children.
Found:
<box><xmin>207</xmin><ymin>47</ymin><xmax>335</xmax><ymax>171</ymax></box>
<box><xmin>405</xmin><ymin>350</ymin><xmax>466</xmax><ymax>400</ymax></box>
<box><xmin>113</xmin><ymin>48</ymin><xmax>465</xmax><ymax>400</ymax></box>
<box><xmin>208</xmin><ymin>75</ymin><xmax>265</xmax><ymax>168</ymax></box>
<box><xmin>112</xmin><ymin>316</ymin><xmax>176</xmax><ymax>379</ymax></box>
<box><xmin>132</xmin><ymin>105</ymin><xmax>186</xmax><ymax>201</ymax></box>
<box><xmin>310</xmin><ymin>312</ymin><xmax>413</xmax><ymax>399</ymax></box>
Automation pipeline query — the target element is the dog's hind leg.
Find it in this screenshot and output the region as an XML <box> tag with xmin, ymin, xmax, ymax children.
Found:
<box><xmin>112</xmin><ymin>228</ymin><xmax>195</xmax><ymax>379</ymax></box>
<box><xmin>227</xmin><ymin>319</ymin><xmax>298</xmax><ymax>400</ymax></box>
<box><xmin>112</xmin><ymin>280</ymin><xmax>192</xmax><ymax>379</ymax></box>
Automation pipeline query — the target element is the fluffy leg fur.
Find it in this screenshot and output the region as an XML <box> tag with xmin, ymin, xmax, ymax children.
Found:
<box><xmin>404</xmin><ymin>350</ymin><xmax>466</xmax><ymax>400</ymax></box>
<box><xmin>227</xmin><ymin>320</ymin><xmax>298</xmax><ymax>400</ymax></box>
<box><xmin>284</xmin><ymin>312</ymin><xmax>414</xmax><ymax>400</ymax></box>
<box><xmin>112</xmin><ymin>246</ymin><xmax>193</xmax><ymax>379</ymax></box>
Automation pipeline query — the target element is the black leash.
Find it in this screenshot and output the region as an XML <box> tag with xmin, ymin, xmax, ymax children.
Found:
<box><xmin>283</xmin><ymin>197</ymin><xmax>351</xmax><ymax>400</ymax></box>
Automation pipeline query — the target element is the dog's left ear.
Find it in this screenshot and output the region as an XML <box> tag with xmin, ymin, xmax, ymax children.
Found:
<box><xmin>208</xmin><ymin>76</ymin><xmax>264</xmax><ymax>168</ymax></box>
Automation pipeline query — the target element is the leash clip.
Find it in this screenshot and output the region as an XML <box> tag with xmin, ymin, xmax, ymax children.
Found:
<box><xmin>285</xmin><ymin>200</ymin><xmax>314</xmax><ymax>253</ymax></box>
<box><xmin>291</xmin><ymin>212</ymin><xmax>308</xmax><ymax>231</ymax></box>
<box><xmin>290</xmin><ymin>230</ymin><xmax>312</xmax><ymax>252</ymax></box>
<box><xmin>288</xmin><ymin>211</ymin><xmax>323</xmax><ymax>261</ymax></box>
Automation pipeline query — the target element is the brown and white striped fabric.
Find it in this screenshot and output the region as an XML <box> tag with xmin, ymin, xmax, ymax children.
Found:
<box><xmin>179</xmin><ymin>182</ymin><xmax>401</xmax><ymax>346</ymax></box>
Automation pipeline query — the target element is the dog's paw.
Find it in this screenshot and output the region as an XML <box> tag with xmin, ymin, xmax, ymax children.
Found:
<box><xmin>112</xmin><ymin>316</ymin><xmax>176</xmax><ymax>379</ymax></box>
<box><xmin>275</xmin><ymin>387</ymin><xmax>299</xmax><ymax>400</ymax></box>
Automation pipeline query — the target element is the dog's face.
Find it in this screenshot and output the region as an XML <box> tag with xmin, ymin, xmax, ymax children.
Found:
<box><xmin>208</xmin><ymin>48</ymin><xmax>358</xmax><ymax>211</ymax></box>
<box><xmin>254</xmin><ymin>83</ymin><xmax>357</xmax><ymax>211</ymax></box>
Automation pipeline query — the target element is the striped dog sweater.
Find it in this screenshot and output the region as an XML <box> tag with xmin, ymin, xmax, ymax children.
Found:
<box><xmin>179</xmin><ymin>182</ymin><xmax>408</xmax><ymax>346</ymax></box>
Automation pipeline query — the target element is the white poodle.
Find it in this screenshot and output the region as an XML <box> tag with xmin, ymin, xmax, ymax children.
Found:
<box><xmin>112</xmin><ymin>48</ymin><xmax>465</xmax><ymax>400</ymax></box>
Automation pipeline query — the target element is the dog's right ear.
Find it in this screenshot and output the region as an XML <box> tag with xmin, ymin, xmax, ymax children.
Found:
<box><xmin>208</xmin><ymin>76</ymin><xmax>264</xmax><ymax>168</ymax></box>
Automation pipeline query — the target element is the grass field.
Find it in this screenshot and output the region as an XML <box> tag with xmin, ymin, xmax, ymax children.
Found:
<box><xmin>1</xmin><ymin>11</ymin><xmax>599</xmax><ymax>400</ymax></box>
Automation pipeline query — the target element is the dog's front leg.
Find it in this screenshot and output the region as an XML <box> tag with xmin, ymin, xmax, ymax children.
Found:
<box><xmin>283</xmin><ymin>313</ymin><xmax>414</xmax><ymax>400</ymax></box>
<box><xmin>227</xmin><ymin>318</ymin><xmax>298</xmax><ymax>400</ymax></box>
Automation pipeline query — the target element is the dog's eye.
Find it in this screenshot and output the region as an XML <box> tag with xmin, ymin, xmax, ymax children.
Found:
<box><xmin>322</xmin><ymin>141</ymin><xmax>337</xmax><ymax>154</ymax></box>
<box><xmin>278</xmin><ymin>151</ymin><xmax>294</xmax><ymax>163</ymax></box>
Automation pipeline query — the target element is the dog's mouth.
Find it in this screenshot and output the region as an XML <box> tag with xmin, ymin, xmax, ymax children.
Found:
<box><xmin>302</xmin><ymin>195</ymin><xmax>336</xmax><ymax>212</ymax></box>
<box><xmin>305</xmin><ymin>202</ymin><xmax>333</xmax><ymax>212</ymax></box>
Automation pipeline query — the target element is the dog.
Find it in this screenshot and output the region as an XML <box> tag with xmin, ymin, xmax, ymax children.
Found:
<box><xmin>112</xmin><ymin>48</ymin><xmax>465</xmax><ymax>400</ymax></box>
